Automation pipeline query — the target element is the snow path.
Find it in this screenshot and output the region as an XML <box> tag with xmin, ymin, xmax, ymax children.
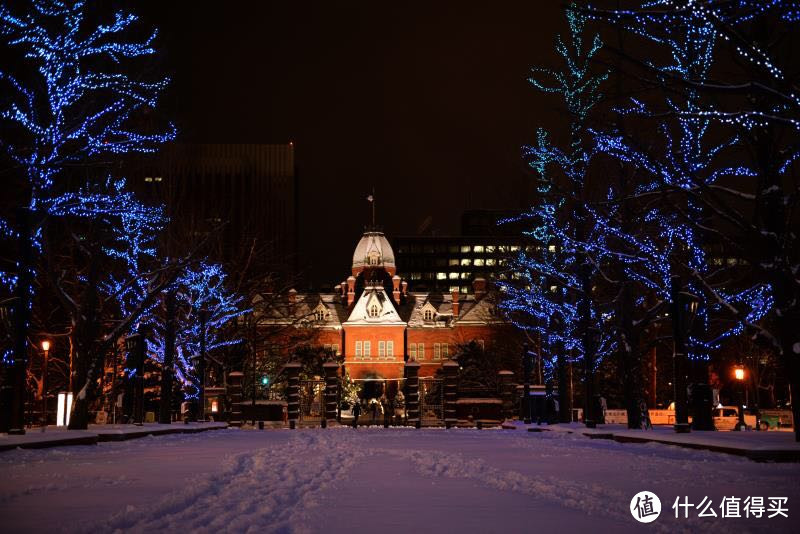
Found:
<box><xmin>1</xmin><ymin>428</ymin><xmax>798</xmax><ymax>533</ymax></box>
<box><xmin>83</xmin><ymin>432</ymin><xmax>365</xmax><ymax>533</ymax></box>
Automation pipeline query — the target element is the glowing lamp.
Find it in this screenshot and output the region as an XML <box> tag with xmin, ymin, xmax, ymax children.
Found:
<box><xmin>734</xmin><ymin>367</ymin><xmax>745</xmax><ymax>381</ymax></box>
<box><xmin>41</xmin><ymin>340</ymin><xmax>50</xmax><ymax>352</ymax></box>
<box><xmin>211</xmin><ymin>400</ymin><xmax>218</xmax><ymax>413</ymax></box>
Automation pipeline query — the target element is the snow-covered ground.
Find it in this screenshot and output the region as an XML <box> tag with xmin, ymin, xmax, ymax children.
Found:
<box><xmin>1</xmin><ymin>427</ymin><xmax>798</xmax><ymax>533</ymax></box>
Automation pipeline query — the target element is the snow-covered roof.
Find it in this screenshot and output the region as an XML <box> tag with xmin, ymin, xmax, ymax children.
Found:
<box><xmin>352</xmin><ymin>231</ymin><xmax>395</xmax><ymax>271</ymax></box>
<box><xmin>344</xmin><ymin>284</ymin><xmax>404</xmax><ymax>326</ymax></box>
<box><xmin>255</xmin><ymin>292</ymin><xmax>347</xmax><ymax>327</ymax></box>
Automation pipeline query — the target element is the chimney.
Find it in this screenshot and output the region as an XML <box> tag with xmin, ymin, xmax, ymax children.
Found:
<box><xmin>401</xmin><ymin>280</ymin><xmax>408</xmax><ymax>296</ymax></box>
<box><xmin>340</xmin><ymin>281</ymin><xmax>347</xmax><ymax>300</ymax></box>
<box><xmin>347</xmin><ymin>276</ymin><xmax>356</xmax><ymax>307</ymax></box>
<box><xmin>392</xmin><ymin>275</ymin><xmax>401</xmax><ymax>304</ymax></box>
<box><xmin>473</xmin><ymin>277</ymin><xmax>487</xmax><ymax>300</ymax></box>
<box><xmin>288</xmin><ymin>288</ymin><xmax>297</xmax><ymax>314</ymax></box>
<box><xmin>451</xmin><ymin>289</ymin><xmax>460</xmax><ymax>317</ymax></box>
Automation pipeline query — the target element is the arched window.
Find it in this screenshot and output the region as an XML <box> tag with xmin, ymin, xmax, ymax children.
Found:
<box><xmin>315</xmin><ymin>309</ymin><xmax>326</xmax><ymax>321</ymax></box>
<box><xmin>424</xmin><ymin>309</ymin><xmax>433</xmax><ymax>321</ymax></box>
<box><xmin>368</xmin><ymin>251</ymin><xmax>380</xmax><ymax>265</ymax></box>
<box><xmin>369</xmin><ymin>304</ymin><xmax>380</xmax><ymax>318</ymax></box>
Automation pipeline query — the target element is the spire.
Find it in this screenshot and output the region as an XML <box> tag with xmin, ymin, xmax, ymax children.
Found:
<box><xmin>366</xmin><ymin>188</ymin><xmax>375</xmax><ymax>228</ymax></box>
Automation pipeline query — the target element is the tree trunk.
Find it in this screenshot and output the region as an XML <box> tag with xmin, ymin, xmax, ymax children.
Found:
<box><xmin>159</xmin><ymin>290</ymin><xmax>176</xmax><ymax>424</ymax></box>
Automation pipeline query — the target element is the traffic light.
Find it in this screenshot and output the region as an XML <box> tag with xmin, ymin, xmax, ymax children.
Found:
<box><xmin>261</xmin><ymin>376</ymin><xmax>269</xmax><ymax>386</ymax></box>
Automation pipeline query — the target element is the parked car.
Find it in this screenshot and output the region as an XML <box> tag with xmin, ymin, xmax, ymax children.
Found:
<box><xmin>713</xmin><ymin>406</ymin><xmax>757</xmax><ymax>431</ymax></box>
<box><xmin>759</xmin><ymin>409</ymin><xmax>794</xmax><ymax>430</ymax></box>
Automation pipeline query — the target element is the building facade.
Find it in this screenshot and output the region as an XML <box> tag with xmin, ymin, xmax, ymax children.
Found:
<box><xmin>258</xmin><ymin>229</ymin><xmax>520</xmax><ymax>388</ymax></box>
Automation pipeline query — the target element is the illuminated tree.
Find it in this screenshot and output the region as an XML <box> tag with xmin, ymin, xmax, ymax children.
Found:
<box><xmin>500</xmin><ymin>5</ymin><xmax>612</xmax><ymax>424</ymax></box>
<box><xmin>584</xmin><ymin>1</ymin><xmax>797</xmax><ymax>434</ymax></box>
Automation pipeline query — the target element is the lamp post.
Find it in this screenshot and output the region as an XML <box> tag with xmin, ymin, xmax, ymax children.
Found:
<box><xmin>41</xmin><ymin>340</ymin><xmax>50</xmax><ymax>432</ymax></box>
<box><xmin>734</xmin><ymin>365</ymin><xmax>746</xmax><ymax>431</ymax></box>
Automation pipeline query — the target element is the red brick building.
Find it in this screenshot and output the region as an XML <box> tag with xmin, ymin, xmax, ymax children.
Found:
<box><xmin>259</xmin><ymin>230</ymin><xmax>519</xmax><ymax>383</ymax></box>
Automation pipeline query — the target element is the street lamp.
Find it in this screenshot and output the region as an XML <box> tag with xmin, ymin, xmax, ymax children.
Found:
<box><xmin>734</xmin><ymin>365</ymin><xmax>746</xmax><ymax>431</ymax></box>
<box><xmin>41</xmin><ymin>340</ymin><xmax>50</xmax><ymax>432</ymax></box>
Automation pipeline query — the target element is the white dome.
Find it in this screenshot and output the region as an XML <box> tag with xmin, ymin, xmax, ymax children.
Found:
<box><xmin>352</xmin><ymin>231</ymin><xmax>395</xmax><ymax>271</ymax></box>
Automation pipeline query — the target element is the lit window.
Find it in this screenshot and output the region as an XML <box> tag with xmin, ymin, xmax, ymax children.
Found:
<box><xmin>460</xmin><ymin>272</ymin><xmax>471</xmax><ymax>279</ymax></box>
<box><xmin>411</xmin><ymin>272</ymin><xmax>422</xmax><ymax>280</ymax></box>
<box><xmin>364</xmin><ymin>341</ymin><xmax>371</xmax><ymax>357</ymax></box>
<box><xmin>449</xmin><ymin>259</ymin><xmax>459</xmax><ymax>266</ymax></box>
<box><xmin>437</xmin><ymin>272</ymin><xmax>447</xmax><ymax>280</ymax></box>
<box><xmin>144</xmin><ymin>176</ymin><xmax>153</xmax><ymax>182</ymax></box>
<box><xmin>460</xmin><ymin>258</ymin><xmax>471</xmax><ymax>266</ymax></box>
<box><xmin>418</xmin><ymin>343</ymin><xmax>425</xmax><ymax>360</ymax></box>
<box><xmin>424</xmin><ymin>309</ymin><xmax>434</xmax><ymax>321</ymax></box>
<box><xmin>460</xmin><ymin>286</ymin><xmax>468</xmax><ymax>294</ymax></box>
<box><xmin>449</xmin><ymin>272</ymin><xmax>459</xmax><ymax>280</ymax></box>
<box><xmin>485</xmin><ymin>245</ymin><xmax>495</xmax><ymax>253</ymax></box>
<box><xmin>498</xmin><ymin>245</ymin><xmax>508</xmax><ymax>253</ymax></box>
<box><xmin>379</xmin><ymin>341</ymin><xmax>386</xmax><ymax>357</ymax></box>
<box><xmin>461</xmin><ymin>245</ymin><xmax>471</xmax><ymax>253</ymax></box>
<box><xmin>449</xmin><ymin>285</ymin><xmax>460</xmax><ymax>293</ymax></box>
<box><xmin>355</xmin><ymin>341</ymin><xmax>363</xmax><ymax>357</ymax></box>
<box><xmin>410</xmin><ymin>343</ymin><xmax>417</xmax><ymax>359</ymax></box>
<box><xmin>510</xmin><ymin>245</ymin><xmax>520</xmax><ymax>252</ymax></box>
<box><xmin>387</xmin><ymin>341</ymin><xmax>394</xmax><ymax>358</ymax></box>
<box><xmin>548</xmin><ymin>245</ymin><xmax>556</xmax><ymax>252</ymax></box>
<box><xmin>473</xmin><ymin>246</ymin><xmax>484</xmax><ymax>253</ymax></box>
<box><xmin>154</xmin><ymin>176</ymin><xmax>162</xmax><ymax>182</ymax></box>
<box><xmin>474</xmin><ymin>258</ymin><xmax>484</xmax><ymax>266</ymax></box>
<box><xmin>369</xmin><ymin>304</ymin><xmax>380</xmax><ymax>318</ymax></box>
<box><xmin>486</xmin><ymin>258</ymin><xmax>496</xmax><ymax>266</ymax></box>
<box><xmin>434</xmin><ymin>343</ymin><xmax>441</xmax><ymax>360</ymax></box>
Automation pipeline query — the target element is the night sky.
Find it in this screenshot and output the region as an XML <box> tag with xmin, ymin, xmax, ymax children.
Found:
<box><xmin>139</xmin><ymin>2</ymin><xmax>566</xmax><ymax>284</ymax></box>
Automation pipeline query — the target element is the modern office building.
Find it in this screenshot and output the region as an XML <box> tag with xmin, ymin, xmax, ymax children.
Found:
<box><xmin>127</xmin><ymin>143</ymin><xmax>298</xmax><ymax>271</ymax></box>
<box><xmin>393</xmin><ymin>209</ymin><xmax>530</xmax><ymax>292</ymax></box>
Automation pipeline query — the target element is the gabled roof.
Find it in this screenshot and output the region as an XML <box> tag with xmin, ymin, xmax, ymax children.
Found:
<box><xmin>344</xmin><ymin>284</ymin><xmax>404</xmax><ymax>326</ymax></box>
<box><xmin>255</xmin><ymin>292</ymin><xmax>347</xmax><ymax>327</ymax></box>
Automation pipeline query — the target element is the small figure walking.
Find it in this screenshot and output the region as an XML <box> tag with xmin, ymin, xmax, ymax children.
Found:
<box><xmin>639</xmin><ymin>399</ymin><xmax>652</xmax><ymax>430</ymax></box>
<box><xmin>352</xmin><ymin>401</ymin><xmax>361</xmax><ymax>429</ymax></box>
